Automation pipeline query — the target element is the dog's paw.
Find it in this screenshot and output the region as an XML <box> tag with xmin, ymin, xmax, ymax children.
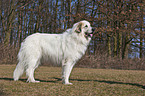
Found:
<box><xmin>63</xmin><ymin>82</ymin><xmax>73</xmax><ymax>85</ymax></box>
<box><xmin>66</xmin><ymin>82</ymin><xmax>73</xmax><ymax>85</ymax></box>
<box><xmin>33</xmin><ymin>80</ymin><xmax>40</xmax><ymax>83</ymax></box>
<box><xmin>27</xmin><ymin>80</ymin><xmax>40</xmax><ymax>83</ymax></box>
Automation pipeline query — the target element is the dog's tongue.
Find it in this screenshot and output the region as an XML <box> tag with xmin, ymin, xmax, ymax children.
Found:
<box><xmin>90</xmin><ymin>34</ymin><xmax>93</xmax><ymax>37</ymax></box>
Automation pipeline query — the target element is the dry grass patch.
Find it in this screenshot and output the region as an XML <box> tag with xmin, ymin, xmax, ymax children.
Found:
<box><xmin>0</xmin><ymin>65</ymin><xmax>145</xmax><ymax>96</ymax></box>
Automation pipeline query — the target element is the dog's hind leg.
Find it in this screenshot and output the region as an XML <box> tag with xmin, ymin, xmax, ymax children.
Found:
<box><xmin>26</xmin><ymin>59</ymin><xmax>40</xmax><ymax>83</ymax></box>
<box><xmin>26</xmin><ymin>68</ymin><xmax>40</xmax><ymax>83</ymax></box>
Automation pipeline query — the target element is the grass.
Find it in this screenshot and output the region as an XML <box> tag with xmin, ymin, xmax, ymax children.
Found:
<box><xmin>0</xmin><ymin>65</ymin><xmax>145</xmax><ymax>96</ymax></box>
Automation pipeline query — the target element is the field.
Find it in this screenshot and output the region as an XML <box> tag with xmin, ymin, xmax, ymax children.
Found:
<box><xmin>0</xmin><ymin>65</ymin><xmax>145</xmax><ymax>96</ymax></box>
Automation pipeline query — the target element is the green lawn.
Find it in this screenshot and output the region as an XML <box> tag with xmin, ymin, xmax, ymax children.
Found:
<box><xmin>0</xmin><ymin>65</ymin><xmax>145</xmax><ymax>96</ymax></box>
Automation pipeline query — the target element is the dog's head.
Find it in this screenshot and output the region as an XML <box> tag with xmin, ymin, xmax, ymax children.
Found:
<box><xmin>73</xmin><ymin>20</ymin><xmax>94</xmax><ymax>40</ymax></box>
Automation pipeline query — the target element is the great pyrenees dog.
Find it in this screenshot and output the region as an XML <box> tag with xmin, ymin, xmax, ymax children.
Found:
<box><xmin>13</xmin><ymin>20</ymin><xmax>94</xmax><ymax>85</ymax></box>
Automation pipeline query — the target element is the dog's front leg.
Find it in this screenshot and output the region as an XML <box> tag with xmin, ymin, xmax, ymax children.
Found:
<box><xmin>62</xmin><ymin>60</ymin><xmax>75</xmax><ymax>85</ymax></box>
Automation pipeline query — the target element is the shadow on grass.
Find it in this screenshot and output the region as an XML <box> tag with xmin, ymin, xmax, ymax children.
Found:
<box><xmin>0</xmin><ymin>78</ymin><xmax>26</xmax><ymax>82</ymax></box>
<box><xmin>53</xmin><ymin>77</ymin><xmax>145</xmax><ymax>89</ymax></box>
<box><xmin>0</xmin><ymin>77</ymin><xmax>145</xmax><ymax>89</ymax></box>
<box><xmin>0</xmin><ymin>77</ymin><xmax>57</xmax><ymax>83</ymax></box>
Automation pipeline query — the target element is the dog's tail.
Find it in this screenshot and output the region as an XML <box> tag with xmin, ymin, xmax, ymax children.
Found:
<box><xmin>13</xmin><ymin>48</ymin><xmax>26</xmax><ymax>81</ymax></box>
<box><xmin>13</xmin><ymin>62</ymin><xmax>25</xmax><ymax>81</ymax></box>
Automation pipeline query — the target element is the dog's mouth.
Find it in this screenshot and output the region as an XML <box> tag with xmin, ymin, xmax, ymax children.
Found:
<box><xmin>85</xmin><ymin>32</ymin><xmax>93</xmax><ymax>39</ymax></box>
<box><xmin>84</xmin><ymin>28</ymin><xmax>95</xmax><ymax>39</ymax></box>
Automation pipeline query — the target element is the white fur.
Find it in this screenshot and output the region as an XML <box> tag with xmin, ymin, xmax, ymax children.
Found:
<box><xmin>13</xmin><ymin>20</ymin><xmax>93</xmax><ymax>84</ymax></box>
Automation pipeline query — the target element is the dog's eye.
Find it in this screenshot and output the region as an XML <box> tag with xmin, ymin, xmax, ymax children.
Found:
<box><xmin>85</xmin><ymin>25</ymin><xmax>88</xmax><ymax>28</ymax></box>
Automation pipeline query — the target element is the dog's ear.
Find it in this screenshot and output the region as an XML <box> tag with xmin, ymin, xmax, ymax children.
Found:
<box><xmin>75</xmin><ymin>22</ymin><xmax>83</xmax><ymax>33</ymax></box>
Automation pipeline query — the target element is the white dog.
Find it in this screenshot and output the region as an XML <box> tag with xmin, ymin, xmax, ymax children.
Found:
<box><xmin>13</xmin><ymin>20</ymin><xmax>94</xmax><ymax>85</ymax></box>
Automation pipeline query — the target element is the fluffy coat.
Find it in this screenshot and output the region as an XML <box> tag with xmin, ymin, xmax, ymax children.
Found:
<box><xmin>13</xmin><ymin>20</ymin><xmax>93</xmax><ymax>84</ymax></box>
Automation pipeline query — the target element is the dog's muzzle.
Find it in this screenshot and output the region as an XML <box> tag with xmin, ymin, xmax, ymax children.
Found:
<box><xmin>85</xmin><ymin>28</ymin><xmax>95</xmax><ymax>38</ymax></box>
